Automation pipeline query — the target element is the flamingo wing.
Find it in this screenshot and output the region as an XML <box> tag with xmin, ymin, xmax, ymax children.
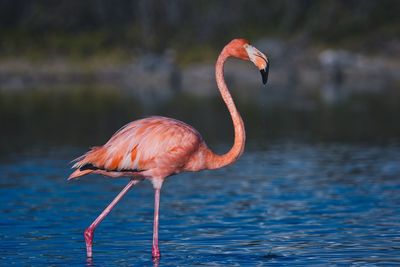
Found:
<box><xmin>69</xmin><ymin>116</ymin><xmax>203</xmax><ymax>180</ymax></box>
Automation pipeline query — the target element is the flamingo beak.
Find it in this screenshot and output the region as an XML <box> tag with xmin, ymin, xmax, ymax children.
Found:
<box><xmin>245</xmin><ymin>45</ymin><xmax>269</xmax><ymax>85</ymax></box>
<box><xmin>260</xmin><ymin>65</ymin><xmax>269</xmax><ymax>85</ymax></box>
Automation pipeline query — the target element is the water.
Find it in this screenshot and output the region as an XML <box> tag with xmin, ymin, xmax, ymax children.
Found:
<box><xmin>1</xmin><ymin>143</ymin><xmax>399</xmax><ymax>266</ymax></box>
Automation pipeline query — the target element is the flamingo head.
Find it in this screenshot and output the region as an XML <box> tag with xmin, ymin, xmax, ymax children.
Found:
<box><xmin>226</xmin><ymin>38</ymin><xmax>269</xmax><ymax>85</ymax></box>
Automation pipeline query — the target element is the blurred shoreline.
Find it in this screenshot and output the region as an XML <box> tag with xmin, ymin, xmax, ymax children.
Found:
<box><xmin>1</xmin><ymin>38</ymin><xmax>399</xmax><ymax>106</ymax></box>
<box><xmin>1</xmin><ymin>37</ymin><xmax>400</xmax><ymax>156</ymax></box>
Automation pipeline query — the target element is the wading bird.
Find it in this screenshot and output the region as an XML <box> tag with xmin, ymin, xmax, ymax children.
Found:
<box><xmin>69</xmin><ymin>38</ymin><xmax>269</xmax><ymax>259</ymax></box>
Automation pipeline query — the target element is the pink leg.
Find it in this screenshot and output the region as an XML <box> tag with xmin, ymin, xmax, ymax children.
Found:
<box><xmin>84</xmin><ymin>179</ymin><xmax>141</xmax><ymax>258</ymax></box>
<box><xmin>152</xmin><ymin>188</ymin><xmax>161</xmax><ymax>258</ymax></box>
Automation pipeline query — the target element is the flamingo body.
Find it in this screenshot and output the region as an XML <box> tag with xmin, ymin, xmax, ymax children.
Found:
<box><xmin>69</xmin><ymin>116</ymin><xmax>209</xmax><ymax>182</ymax></box>
<box><xmin>69</xmin><ymin>38</ymin><xmax>269</xmax><ymax>259</ymax></box>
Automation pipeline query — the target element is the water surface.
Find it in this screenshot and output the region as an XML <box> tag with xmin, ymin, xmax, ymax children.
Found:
<box><xmin>0</xmin><ymin>143</ymin><xmax>399</xmax><ymax>266</ymax></box>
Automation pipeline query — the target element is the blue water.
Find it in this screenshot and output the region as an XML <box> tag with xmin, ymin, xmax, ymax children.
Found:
<box><xmin>1</xmin><ymin>143</ymin><xmax>400</xmax><ymax>266</ymax></box>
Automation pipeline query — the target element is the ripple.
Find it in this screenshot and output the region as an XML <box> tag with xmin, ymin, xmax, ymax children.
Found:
<box><xmin>0</xmin><ymin>144</ymin><xmax>400</xmax><ymax>265</ymax></box>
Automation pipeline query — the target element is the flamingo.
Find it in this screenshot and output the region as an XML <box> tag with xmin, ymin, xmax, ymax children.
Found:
<box><xmin>69</xmin><ymin>38</ymin><xmax>269</xmax><ymax>259</ymax></box>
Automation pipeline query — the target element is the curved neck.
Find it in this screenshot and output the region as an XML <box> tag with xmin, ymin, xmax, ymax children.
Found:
<box><xmin>206</xmin><ymin>49</ymin><xmax>246</xmax><ymax>169</ymax></box>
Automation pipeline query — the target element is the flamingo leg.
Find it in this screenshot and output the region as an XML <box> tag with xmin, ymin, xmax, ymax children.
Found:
<box><xmin>152</xmin><ymin>187</ymin><xmax>161</xmax><ymax>258</ymax></box>
<box><xmin>84</xmin><ymin>178</ymin><xmax>142</xmax><ymax>258</ymax></box>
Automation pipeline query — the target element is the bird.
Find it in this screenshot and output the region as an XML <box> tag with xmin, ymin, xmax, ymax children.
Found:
<box><xmin>68</xmin><ymin>38</ymin><xmax>269</xmax><ymax>259</ymax></box>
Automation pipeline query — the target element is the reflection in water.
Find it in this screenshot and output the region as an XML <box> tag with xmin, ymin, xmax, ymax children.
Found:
<box><xmin>152</xmin><ymin>257</ymin><xmax>160</xmax><ymax>267</ymax></box>
<box><xmin>0</xmin><ymin>144</ymin><xmax>399</xmax><ymax>265</ymax></box>
<box><xmin>85</xmin><ymin>257</ymin><xmax>93</xmax><ymax>266</ymax></box>
<box><xmin>1</xmin><ymin>87</ymin><xmax>400</xmax><ymax>156</ymax></box>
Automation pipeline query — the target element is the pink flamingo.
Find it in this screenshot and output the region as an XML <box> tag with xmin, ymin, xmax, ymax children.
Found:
<box><xmin>69</xmin><ymin>38</ymin><xmax>269</xmax><ymax>259</ymax></box>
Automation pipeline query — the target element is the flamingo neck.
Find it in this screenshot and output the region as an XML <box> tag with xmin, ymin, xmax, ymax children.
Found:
<box><xmin>206</xmin><ymin>50</ymin><xmax>246</xmax><ymax>169</ymax></box>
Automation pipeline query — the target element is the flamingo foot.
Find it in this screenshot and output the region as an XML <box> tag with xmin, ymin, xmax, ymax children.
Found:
<box><xmin>152</xmin><ymin>245</ymin><xmax>161</xmax><ymax>258</ymax></box>
<box><xmin>84</xmin><ymin>228</ymin><xmax>94</xmax><ymax>258</ymax></box>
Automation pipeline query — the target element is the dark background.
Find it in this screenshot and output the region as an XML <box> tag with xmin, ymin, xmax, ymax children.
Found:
<box><xmin>1</xmin><ymin>0</ymin><xmax>400</xmax><ymax>154</ymax></box>
<box><xmin>1</xmin><ymin>0</ymin><xmax>399</xmax><ymax>56</ymax></box>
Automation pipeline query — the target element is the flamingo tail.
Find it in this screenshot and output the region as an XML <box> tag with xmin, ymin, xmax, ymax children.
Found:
<box><xmin>68</xmin><ymin>169</ymin><xmax>94</xmax><ymax>180</ymax></box>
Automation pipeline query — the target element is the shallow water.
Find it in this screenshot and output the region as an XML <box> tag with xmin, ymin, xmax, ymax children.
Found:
<box><xmin>0</xmin><ymin>143</ymin><xmax>399</xmax><ymax>266</ymax></box>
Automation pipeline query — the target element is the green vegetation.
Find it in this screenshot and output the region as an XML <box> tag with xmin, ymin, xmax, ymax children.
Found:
<box><xmin>1</xmin><ymin>0</ymin><xmax>399</xmax><ymax>61</ymax></box>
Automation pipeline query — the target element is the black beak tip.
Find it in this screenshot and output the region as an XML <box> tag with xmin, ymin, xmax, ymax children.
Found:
<box><xmin>260</xmin><ymin>66</ymin><xmax>269</xmax><ymax>85</ymax></box>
